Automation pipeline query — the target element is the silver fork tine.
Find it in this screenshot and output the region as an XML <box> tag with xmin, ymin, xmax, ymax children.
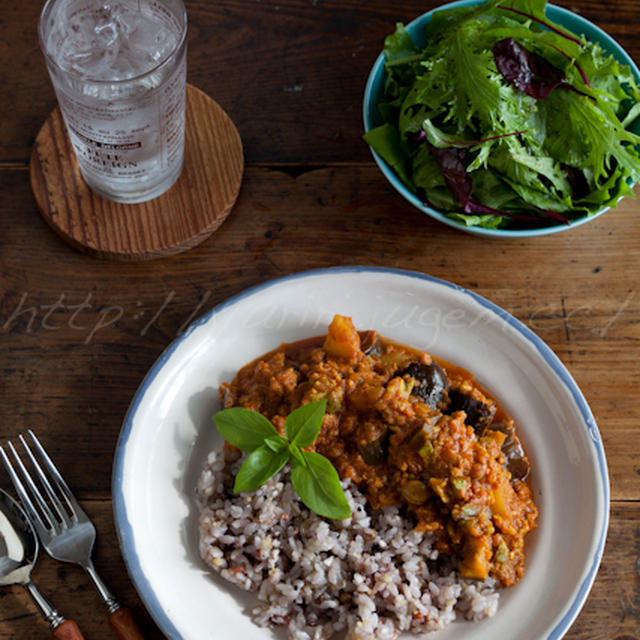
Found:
<box><xmin>27</xmin><ymin>430</ymin><xmax>81</xmax><ymax>513</ymax></box>
<box><xmin>20</xmin><ymin>432</ymin><xmax>75</xmax><ymax>527</ymax></box>
<box><xmin>1</xmin><ymin>442</ymin><xmax>58</xmax><ymax>533</ymax></box>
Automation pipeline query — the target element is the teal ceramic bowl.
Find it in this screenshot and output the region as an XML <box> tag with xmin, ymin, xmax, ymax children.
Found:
<box><xmin>363</xmin><ymin>1</ymin><xmax>640</xmax><ymax>237</ymax></box>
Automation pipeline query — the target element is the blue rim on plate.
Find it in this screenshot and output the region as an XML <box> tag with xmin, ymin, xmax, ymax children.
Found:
<box><xmin>112</xmin><ymin>266</ymin><xmax>610</xmax><ymax>639</ymax></box>
<box><xmin>362</xmin><ymin>1</ymin><xmax>640</xmax><ymax>238</ymax></box>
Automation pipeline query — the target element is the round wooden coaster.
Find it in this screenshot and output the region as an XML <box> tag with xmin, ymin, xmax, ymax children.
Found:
<box><xmin>30</xmin><ymin>84</ymin><xmax>244</xmax><ymax>261</ymax></box>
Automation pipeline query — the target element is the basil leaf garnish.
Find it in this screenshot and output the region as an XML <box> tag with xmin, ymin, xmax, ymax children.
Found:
<box><xmin>288</xmin><ymin>443</ymin><xmax>307</xmax><ymax>467</ymax></box>
<box><xmin>213</xmin><ymin>399</ymin><xmax>352</xmax><ymax>519</ymax></box>
<box><xmin>214</xmin><ymin>407</ymin><xmax>278</xmax><ymax>451</ymax></box>
<box><xmin>234</xmin><ymin>444</ymin><xmax>289</xmax><ymax>493</ymax></box>
<box><xmin>285</xmin><ymin>399</ymin><xmax>327</xmax><ymax>448</ymax></box>
<box><xmin>290</xmin><ymin>451</ymin><xmax>351</xmax><ymax>520</ymax></box>
<box><xmin>264</xmin><ymin>435</ymin><xmax>289</xmax><ymax>453</ymax></box>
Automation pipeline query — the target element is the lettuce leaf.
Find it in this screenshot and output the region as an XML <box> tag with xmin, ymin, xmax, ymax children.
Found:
<box><xmin>363</xmin><ymin>123</ymin><xmax>412</xmax><ymax>187</ymax></box>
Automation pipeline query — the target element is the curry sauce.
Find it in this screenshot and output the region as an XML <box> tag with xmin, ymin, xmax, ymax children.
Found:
<box><xmin>219</xmin><ymin>315</ymin><xmax>538</xmax><ymax>587</ymax></box>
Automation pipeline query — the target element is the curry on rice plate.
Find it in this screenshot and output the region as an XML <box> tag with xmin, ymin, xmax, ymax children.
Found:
<box><xmin>197</xmin><ymin>315</ymin><xmax>538</xmax><ymax>638</ymax></box>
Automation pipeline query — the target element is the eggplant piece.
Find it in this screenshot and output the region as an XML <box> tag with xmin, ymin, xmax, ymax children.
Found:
<box><xmin>489</xmin><ymin>422</ymin><xmax>531</xmax><ymax>481</ymax></box>
<box><xmin>505</xmin><ymin>451</ymin><xmax>531</xmax><ymax>482</ymax></box>
<box><xmin>396</xmin><ymin>362</ymin><xmax>449</xmax><ymax>409</ymax></box>
<box><xmin>448</xmin><ymin>390</ymin><xmax>496</xmax><ymax>435</ymax></box>
<box><xmin>360</xmin><ymin>330</ymin><xmax>383</xmax><ymax>357</ymax></box>
<box><xmin>357</xmin><ymin>427</ymin><xmax>389</xmax><ymax>465</ymax></box>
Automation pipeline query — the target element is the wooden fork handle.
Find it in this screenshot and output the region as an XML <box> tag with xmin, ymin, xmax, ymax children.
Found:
<box><xmin>109</xmin><ymin>607</ymin><xmax>145</xmax><ymax>640</ymax></box>
<box><xmin>52</xmin><ymin>620</ymin><xmax>85</xmax><ymax>640</ymax></box>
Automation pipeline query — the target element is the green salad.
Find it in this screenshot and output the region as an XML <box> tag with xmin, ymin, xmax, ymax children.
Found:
<box><xmin>364</xmin><ymin>0</ymin><xmax>640</xmax><ymax>229</ymax></box>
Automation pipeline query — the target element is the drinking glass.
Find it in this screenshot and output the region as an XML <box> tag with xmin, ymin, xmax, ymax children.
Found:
<box><xmin>39</xmin><ymin>0</ymin><xmax>187</xmax><ymax>203</ymax></box>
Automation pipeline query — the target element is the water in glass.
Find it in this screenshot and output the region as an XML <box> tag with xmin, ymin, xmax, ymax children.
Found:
<box><xmin>40</xmin><ymin>0</ymin><xmax>187</xmax><ymax>203</ymax></box>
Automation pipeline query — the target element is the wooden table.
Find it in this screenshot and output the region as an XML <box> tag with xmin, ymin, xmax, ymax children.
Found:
<box><xmin>1</xmin><ymin>1</ymin><xmax>638</xmax><ymax>638</ymax></box>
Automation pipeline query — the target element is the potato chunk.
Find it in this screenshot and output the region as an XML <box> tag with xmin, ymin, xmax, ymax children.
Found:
<box><xmin>323</xmin><ymin>315</ymin><xmax>362</xmax><ymax>362</ymax></box>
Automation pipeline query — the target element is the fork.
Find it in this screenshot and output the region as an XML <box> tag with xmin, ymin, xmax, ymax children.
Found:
<box><xmin>0</xmin><ymin>431</ymin><xmax>145</xmax><ymax>640</ymax></box>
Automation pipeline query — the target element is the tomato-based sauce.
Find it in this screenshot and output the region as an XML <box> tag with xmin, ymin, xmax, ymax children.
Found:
<box><xmin>219</xmin><ymin>315</ymin><xmax>538</xmax><ymax>587</ymax></box>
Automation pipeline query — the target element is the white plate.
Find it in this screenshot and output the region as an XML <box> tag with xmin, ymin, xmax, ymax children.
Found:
<box><xmin>113</xmin><ymin>267</ymin><xmax>609</xmax><ymax>640</ymax></box>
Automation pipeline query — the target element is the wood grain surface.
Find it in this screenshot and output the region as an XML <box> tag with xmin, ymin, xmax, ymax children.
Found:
<box><xmin>30</xmin><ymin>85</ymin><xmax>244</xmax><ymax>260</ymax></box>
<box><xmin>1</xmin><ymin>0</ymin><xmax>639</xmax><ymax>638</ymax></box>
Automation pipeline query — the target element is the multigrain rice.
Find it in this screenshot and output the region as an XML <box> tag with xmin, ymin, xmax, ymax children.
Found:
<box><xmin>197</xmin><ymin>448</ymin><xmax>499</xmax><ymax>640</ymax></box>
